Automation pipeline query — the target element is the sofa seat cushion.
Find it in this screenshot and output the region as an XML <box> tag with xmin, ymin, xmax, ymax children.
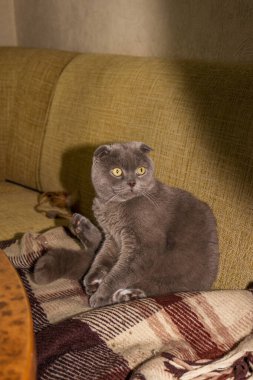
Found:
<box><xmin>0</xmin><ymin>181</ymin><xmax>65</xmax><ymax>240</ymax></box>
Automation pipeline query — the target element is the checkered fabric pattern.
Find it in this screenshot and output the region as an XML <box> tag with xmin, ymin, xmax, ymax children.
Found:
<box><xmin>2</xmin><ymin>227</ymin><xmax>253</xmax><ymax>380</ymax></box>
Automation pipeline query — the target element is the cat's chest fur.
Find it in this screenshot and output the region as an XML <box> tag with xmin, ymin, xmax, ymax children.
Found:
<box><xmin>92</xmin><ymin>194</ymin><xmax>168</xmax><ymax>243</ymax></box>
<box><xmin>92</xmin><ymin>197</ymin><xmax>124</xmax><ymax>236</ymax></box>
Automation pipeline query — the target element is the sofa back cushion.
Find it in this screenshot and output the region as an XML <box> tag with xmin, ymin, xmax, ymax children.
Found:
<box><xmin>0</xmin><ymin>48</ymin><xmax>36</xmax><ymax>179</ymax></box>
<box><xmin>5</xmin><ymin>48</ymin><xmax>77</xmax><ymax>189</ymax></box>
<box><xmin>40</xmin><ymin>54</ymin><xmax>253</xmax><ymax>290</ymax></box>
<box><xmin>2</xmin><ymin>49</ymin><xmax>253</xmax><ymax>289</ymax></box>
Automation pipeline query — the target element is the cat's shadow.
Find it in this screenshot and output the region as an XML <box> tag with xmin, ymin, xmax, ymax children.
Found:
<box><xmin>60</xmin><ymin>143</ymin><xmax>106</xmax><ymax>223</ymax></box>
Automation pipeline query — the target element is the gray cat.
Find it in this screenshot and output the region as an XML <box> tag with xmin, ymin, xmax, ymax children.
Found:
<box><xmin>34</xmin><ymin>141</ymin><xmax>219</xmax><ymax>308</ymax></box>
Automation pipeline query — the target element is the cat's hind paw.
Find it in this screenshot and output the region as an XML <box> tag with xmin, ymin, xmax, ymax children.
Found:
<box><xmin>112</xmin><ymin>288</ymin><xmax>146</xmax><ymax>304</ymax></box>
<box><xmin>69</xmin><ymin>213</ymin><xmax>102</xmax><ymax>250</ymax></box>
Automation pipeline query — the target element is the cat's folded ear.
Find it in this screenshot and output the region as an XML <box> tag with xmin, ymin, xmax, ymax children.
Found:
<box><xmin>138</xmin><ymin>143</ymin><xmax>153</xmax><ymax>154</ymax></box>
<box><xmin>94</xmin><ymin>144</ymin><xmax>111</xmax><ymax>159</ymax></box>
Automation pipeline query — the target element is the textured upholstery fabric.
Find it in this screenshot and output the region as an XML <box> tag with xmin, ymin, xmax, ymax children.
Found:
<box><xmin>0</xmin><ymin>48</ymin><xmax>36</xmax><ymax>179</ymax></box>
<box><xmin>0</xmin><ymin>181</ymin><xmax>65</xmax><ymax>241</ymax></box>
<box><xmin>3</xmin><ymin>48</ymin><xmax>77</xmax><ymax>189</ymax></box>
<box><xmin>0</xmin><ymin>48</ymin><xmax>252</xmax><ymax>290</ymax></box>
<box><xmin>40</xmin><ymin>54</ymin><xmax>253</xmax><ymax>290</ymax></box>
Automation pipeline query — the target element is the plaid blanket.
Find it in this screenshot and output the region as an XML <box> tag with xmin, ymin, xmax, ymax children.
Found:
<box><xmin>2</xmin><ymin>227</ymin><xmax>253</xmax><ymax>380</ymax></box>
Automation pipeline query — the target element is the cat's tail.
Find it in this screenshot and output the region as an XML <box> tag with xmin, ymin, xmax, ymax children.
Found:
<box><xmin>33</xmin><ymin>247</ymin><xmax>95</xmax><ymax>285</ymax></box>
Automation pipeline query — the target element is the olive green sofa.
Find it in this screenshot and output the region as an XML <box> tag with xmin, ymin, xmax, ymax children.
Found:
<box><xmin>0</xmin><ymin>47</ymin><xmax>252</xmax><ymax>290</ymax></box>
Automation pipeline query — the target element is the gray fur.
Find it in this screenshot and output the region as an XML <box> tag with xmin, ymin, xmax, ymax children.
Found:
<box><xmin>85</xmin><ymin>142</ymin><xmax>219</xmax><ymax>307</ymax></box>
<box><xmin>33</xmin><ymin>213</ymin><xmax>102</xmax><ymax>284</ymax></box>
<box><xmin>34</xmin><ymin>142</ymin><xmax>219</xmax><ymax>308</ymax></box>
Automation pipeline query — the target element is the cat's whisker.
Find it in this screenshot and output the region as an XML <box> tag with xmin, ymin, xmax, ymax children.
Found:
<box><xmin>138</xmin><ymin>185</ymin><xmax>159</xmax><ymax>208</ymax></box>
<box><xmin>105</xmin><ymin>193</ymin><xmax>120</xmax><ymax>204</ymax></box>
<box><xmin>113</xmin><ymin>185</ymin><xmax>124</xmax><ymax>191</ymax></box>
<box><xmin>141</xmin><ymin>190</ymin><xmax>159</xmax><ymax>208</ymax></box>
<box><xmin>105</xmin><ymin>188</ymin><xmax>126</xmax><ymax>204</ymax></box>
<box><xmin>145</xmin><ymin>192</ymin><xmax>159</xmax><ymax>208</ymax></box>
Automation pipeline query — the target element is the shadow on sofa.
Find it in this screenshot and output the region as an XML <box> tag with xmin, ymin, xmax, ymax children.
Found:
<box><xmin>60</xmin><ymin>143</ymin><xmax>102</xmax><ymax>222</ymax></box>
<box><xmin>178</xmin><ymin>62</ymin><xmax>253</xmax><ymax>197</ymax></box>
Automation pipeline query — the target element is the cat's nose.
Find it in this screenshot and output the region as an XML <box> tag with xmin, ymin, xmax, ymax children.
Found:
<box><xmin>128</xmin><ymin>181</ymin><xmax>136</xmax><ymax>188</ymax></box>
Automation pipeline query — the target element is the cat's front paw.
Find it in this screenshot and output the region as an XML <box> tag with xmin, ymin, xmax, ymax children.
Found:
<box><xmin>83</xmin><ymin>267</ymin><xmax>108</xmax><ymax>295</ymax></box>
<box><xmin>112</xmin><ymin>288</ymin><xmax>146</xmax><ymax>304</ymax></box>
<box><xmin>69</xmin><ymin>213</ymin><xmax>102</xmax><ymax>250</ymax></box>
<box><xmin>89</xmin><ymin>288</ymin><xmax>112</xmax><ymax>308</ymax></box>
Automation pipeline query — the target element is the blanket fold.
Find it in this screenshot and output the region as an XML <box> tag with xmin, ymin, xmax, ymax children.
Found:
<box><xmin>1</xmin><ymin>227</ymin><xmax>253</xmax><ymax>380</ymax></box>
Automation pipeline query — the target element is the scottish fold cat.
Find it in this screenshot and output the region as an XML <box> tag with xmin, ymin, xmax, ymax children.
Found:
<box><xmin>34</xmin><ymin>142</ymin><xmax>219</xmax><ymax>307</ymax></box>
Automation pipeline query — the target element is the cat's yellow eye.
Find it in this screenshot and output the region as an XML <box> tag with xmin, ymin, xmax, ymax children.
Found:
<box><xmin>136</xmin><ymin>167</ymin><xmax>146</xmax><ymax>176</ymax></box>
<box><xmin>111</xmin><ymin>168</ymin><xmax>123</xmax><ymax>177</ymax></box>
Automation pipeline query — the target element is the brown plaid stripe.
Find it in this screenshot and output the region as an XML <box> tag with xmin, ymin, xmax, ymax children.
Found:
<box><xmin>2</xmin><ymin>228</ymin><xmax>253</xmax><ymax>379</ymax></box>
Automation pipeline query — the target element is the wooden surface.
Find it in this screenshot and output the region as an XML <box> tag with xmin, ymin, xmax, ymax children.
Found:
<box><xmin>0</xmin><ymin>249</ymin><xmax>36</xmax><ymax>380</ymax></box>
